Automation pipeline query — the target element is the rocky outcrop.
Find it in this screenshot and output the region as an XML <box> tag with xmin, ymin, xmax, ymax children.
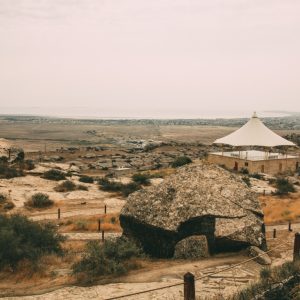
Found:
<box><xmin>120</xmin><ymin>161</ymin><xmax>266</xmax><ymax>258</ymax></box>
<box><xmin>248</xmin><ymin>246</ymin><xmax>271</xmax><ymax>265</ymax></box>
<box><xmin>174</xmin><ymin>235</ymin><xmax>209</xmax><ymax>259</ymax></box>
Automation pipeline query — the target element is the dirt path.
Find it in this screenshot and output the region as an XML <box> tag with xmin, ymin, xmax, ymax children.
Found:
<box><xmin>1</xmin><ymin>255</ymin><xmax>261</xmax><ymax>300</ymax></box>
<box><xmin>2</xmin><ymin>230</ymin><xmax>294</xmax><ymax>300</ymax></box>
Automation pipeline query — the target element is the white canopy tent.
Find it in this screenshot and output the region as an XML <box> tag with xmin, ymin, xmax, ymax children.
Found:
<box><xmin>213</xmin><ymin>112</ymin><xmax>296</xmax><ymax>147</ymax></box>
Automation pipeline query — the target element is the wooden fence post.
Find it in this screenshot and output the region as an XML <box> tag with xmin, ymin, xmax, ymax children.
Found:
<box><xmin>58</xmin><ymin>208</ymin><xmax>61</xmax><ymax>219</ymax></box>
<box><xmin>293</xmin><ymin>232</ymin><xmax>300</xmax><ymax>262</ymax></box>
<box><xmin>104</xmin><ymin>205</ymin><xmax>107</xmax><ymax>214</ymax></box>
<box><xmin>273</xmin><ymin>229</ymin><xmax>276</xmax><ymax>239</ymax></box>
<box><xmin>184</xmin><ymin>272</ymin><xmax>195</xmax><ymax>300</ymax></box>
<box><xmin>102</xmin><ymin>230</ymin><xmax>105</xmax><ymax>242</ymax></box>
<box><xmin>288</xmin><ymin>221</ymin><xmax>292</xmax><ymax>232</ymax></box>
<box><xmin>98</xmin><ymin>219</ymin><xmax>101</xmax><ymax>232</ymax></box>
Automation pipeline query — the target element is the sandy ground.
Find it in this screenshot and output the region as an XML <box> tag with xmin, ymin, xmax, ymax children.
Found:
<box><xmin>1</xmin><ymin>255</ymin><xmax>261</xmax><ymax>300</ymax></box>
<box><xmin>0</xmin><ymin>175</ymin><xmax>125</xmax><ymax>219</ymax></box>
<box><xmin>0</xmin><ymin>229</ymin><xmax>295</xmax><ymax>300</ymax></box>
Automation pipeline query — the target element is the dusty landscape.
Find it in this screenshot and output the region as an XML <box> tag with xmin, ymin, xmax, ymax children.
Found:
<box><xmin>0</xmin><ymin>116</ymin><xmax>299</xmax><ymax>300</ymax></box>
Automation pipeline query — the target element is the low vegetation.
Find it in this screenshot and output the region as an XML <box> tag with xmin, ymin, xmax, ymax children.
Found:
<box><xmin>0</xmin><ymin>156</ymin><xmax>24</xmax><ymax>179</ymax></box>
<box><xmin>230</xmin><ymin>261</ymin><xmax>300</xmax><ymax>300</ymax></box>
<box><xmin>79</xmin><ymin>175</ymin><xmax>94</xmax><ymax>183</ymax></box>
<box><xmin>171</xmin><ymin>156</ymin><xmax>192</xmax><ymax>168</ymax></box>
<box><xmin>43</xmin><ymin>169</ymin><xmax>66</xmax><ymax>181</ymax></box>
<box><xmin>242</xmin><ymin>176</ymin><xmax>251</xmax><ymax>187</ymax></box>
<box><xmin>132</xmin><ymin>173</ymin><xmax>151</xmax><ymax>185</ymax></box>
<box><xmin>240</xmin><ymin>167</ymin><xmax>249</xmax><ymax>174</ymax></box>
<box><xmin>54</xmin><ymin>180</ymin><xmax>89</xmax><ymax>192</ymax></box>
<box><xmin>98</xmin><ymin>178</ymin><xmax>141</xmax><ymax>197</ymax></box>
<box><xmin>25</xmin><ymin>193</ymin><xmax>54</xmax><ymax>208</ymax></box>
<box><xmin>54</xmin><ymin>180</ymin><xmax>76</xmax><ymax>192</ymax></box>
<box><xmin>0</xmin><ymin>193</ymin><xmax>15</xmax><ymax>211</ymax></box>
<box><xmin>72</xmin><ymin>238</ymin><xmax>142</xmax><ymax>283</ymax></box>
<box><xmin>0</xmin><ymin>214</ymin><xmax>65</xmax><ymax>271</ymax></box>
<box><xmin>249</xmin><ymin>173</ymin><xmax>263</xmax><ymax>180</ymax></box>
<box><xmin>275</xmin><ymin>178</ymin><xmax>295</xmax><ymax>196</ymax></box>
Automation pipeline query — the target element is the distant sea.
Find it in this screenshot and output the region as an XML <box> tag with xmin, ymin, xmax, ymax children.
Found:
<box><xmin>0</xmin><ymin>107</ymin><xmax>291</xmax><ymax>120</ymax></box>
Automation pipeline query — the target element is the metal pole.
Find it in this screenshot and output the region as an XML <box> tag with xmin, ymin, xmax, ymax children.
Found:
<box><xmin>102</xmin><ymin>230</ymin><xmax>105</xmax><ymax>242</ymax></box>
<box><xmin>98</xmin><ymin>219</ymin><xmax>101</xmax><ymax>232</ymax></box>
<box><xmin>273</xmin><ymin>228</ymin><xmax>276</xmax><ymax>239</ymax></box>
<box><xmin>58</xmin><ymin>208</ymin><xmax>61</xmax><ymax>219</ymax></box>
<box><xmin>184</xmin><ymin>272</ymin><xmax>195</xmax><ymax>300</ymax></box>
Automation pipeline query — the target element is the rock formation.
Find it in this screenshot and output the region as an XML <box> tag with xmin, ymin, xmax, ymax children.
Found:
<box><xmin>120</xmin><ymin>161</ymin><xmax>266</xmax><ymax>258</ymax></box>
<box><xmin>174</xmin><ymin>235</ymin><xmax>209</xmax><ymax>259</ymax></box>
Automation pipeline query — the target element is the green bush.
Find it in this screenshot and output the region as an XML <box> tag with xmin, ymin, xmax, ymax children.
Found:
<box><xmin>121</xmin><ymin>182</ymin><xmax>141</xmax><ymax>197</ymax></box>
<box><xmin>275</xmin><ymin>178</ymin><xmax>295</xmax><ymax>195</ymax></box>
<box><xmin>21</xmin><ymin>160</ymin><xmax>35</xmax><ymax>171</ymax></box>
<box><xmin>72</xmin><ymin>238</ymin><xmax>142</xmax><ymax>283</ymax></box>
<box><xmin>3</xmin><ymin>201</ymin><xmax>15</xmax><ymax>210</ymax></box>
<box><xmin>171</xmin><ymin>156</ymin><xmax>192</xmax><ymax>168</ymax></box>
<box><xmin>249</xmin><ymin>173</ymin><xmax>263</xmax><ymax>180</ymax></box>
<box><xmin>240</xmin><ymin>167</ymin><xmax>249</xmax><ymax>174</ymax></box>
<box><xmin>0</xmin><ymin>214</ymin><xmax>65</xmax><ymax>270</ymax></box>
<box><xmin>242</xmin><ymin>176</ymin><xmax>251</xmax><ymax>187</ymax></box>
<box><xmin>132</xmin><ymin>173</ymin><xmax>150</xmax><ymax>185</ymax></box>
<box><xmin>98</xmin><ymin>178</ymin><xmax>141</xmax><ymax>197</ymax></box>
<box><xmin>0</xmin><ymin>194</ymin><xmax>6</xmax><ymax>204</ymax></box>
<box><xmin>43</xmin><ymin>169</ymin><xmax>66</xmax><ymax>181</ymax></box>
<box><xmin>55</xmin><ymin>180</ymin><xmax>76</xmax><ymax>192</ymax></box>
<box><xmin>230</xmin><ymin>261</ymin><xmax>300</xmax><ymax>300</ymax></box>
<box><xmin>26</xmin><ymin>193</ymin><xmax>54</xmax><ymax>208</ymax></box>
<box><xmin>0</xmin><ymin>158</ymin><xmax>23</xmax><ymax>179</ymax></box>
<box><xmin>79</xmin><ymin>176</ymin><xmax>94</xmax><ymax>183</ymax></box>
<box><xmin>77</xmin><ymin>184</ymin><xmax>88</xmax><ymax>191</ymax></box>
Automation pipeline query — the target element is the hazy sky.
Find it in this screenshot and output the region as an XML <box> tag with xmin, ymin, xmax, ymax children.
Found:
<box><xmin>0</xmin><ymin>0</ymin><xmax>300</xmax><ymax>118</ymax></box>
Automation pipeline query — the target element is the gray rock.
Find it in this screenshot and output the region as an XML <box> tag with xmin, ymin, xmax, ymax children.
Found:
<box><xmin>248</xmin><ymin>246</ymin><xmax>271</xmax><ymax>265</ymax></box>
<box><xmin>120</xmin><ymin>161</ymin><xmax>266</xmax><ymax>258</ymax></box>
<box><xmin>174</xmin><ymin>235</ymin><xmax>209</xmax><ymax>259</ymax></box>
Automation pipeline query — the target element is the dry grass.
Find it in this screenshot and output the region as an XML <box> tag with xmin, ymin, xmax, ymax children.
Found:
<box><xmin>259</xmin><ymin>191</ymin><xmax>300</xmax><ymax>224</ymax></box>
<box><xmin>58</xmin><ymin>213</ymin><xmax>122</xmax><ymax>233</ymax></box>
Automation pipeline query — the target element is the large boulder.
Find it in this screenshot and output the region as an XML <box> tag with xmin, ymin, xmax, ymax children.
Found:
<box><xmin>120</xmin><ymin>161</ymin><xmax>266</xmax><ymax>258</ymax></box>
<box><xmin>174</xmin><ymin>235</ymin><xmax>209</xmax><ymax>259</ymax></box>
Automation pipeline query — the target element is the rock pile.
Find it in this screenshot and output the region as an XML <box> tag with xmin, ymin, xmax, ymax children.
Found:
<box><xmin>120</xmin><ymin>161</ymin><xmax>266</xmax><ymax>258</ymax></box>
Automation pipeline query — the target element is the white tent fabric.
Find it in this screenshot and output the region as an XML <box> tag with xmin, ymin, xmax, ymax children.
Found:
<box><xmin>213</xmin><ymin>113</ymin><xmax>295</xmax><ymax>147</ymax></box>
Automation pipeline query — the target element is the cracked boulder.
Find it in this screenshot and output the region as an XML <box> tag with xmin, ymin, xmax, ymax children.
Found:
<box><xmin>120</xmin><ymin>161</ymin><xmax>266</xmax><ymax>258</ymax></box>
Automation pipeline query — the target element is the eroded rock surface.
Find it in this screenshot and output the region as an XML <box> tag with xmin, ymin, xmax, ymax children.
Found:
<box><xmin>120</xmin><ymin>161</ymin><xmax>266</xmax><ymax>258</ymax></box>
<box><xmin>248</xmin><ymin>246</ymin><xmax>271</xmax><ymax>265</ymax></box>
<box><xmin>174</xmin><ymin>235</ymin><xmax>209</xmax><ymax>259</ymax></box>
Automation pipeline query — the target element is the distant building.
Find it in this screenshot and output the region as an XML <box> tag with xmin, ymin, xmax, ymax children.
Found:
<box><xmin>208</xmin><ymin>113</ymin><xmax>299</xmax><ymax>175</ymax></box>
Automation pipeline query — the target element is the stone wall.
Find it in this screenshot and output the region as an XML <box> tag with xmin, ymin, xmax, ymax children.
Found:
<box><xmin>208</xmin><ymin>153</ymin><xmax>299</xmax><ymax>175</ymax></box>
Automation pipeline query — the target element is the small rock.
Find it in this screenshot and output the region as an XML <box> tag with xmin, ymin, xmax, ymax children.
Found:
<box><xmin>174</xmin><ymin>235</ymin><xmax>209</xmax><ymax>259</ymax></box>
<box><xmin>248</xmin><ymin>246</ymin><xmax>271</xmax><ymax>265</ymax></box>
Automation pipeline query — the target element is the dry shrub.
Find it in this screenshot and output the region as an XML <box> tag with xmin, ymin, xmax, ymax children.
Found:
<box><xmin>72</xmin><ymin>238</ymin><xmax>143</xmax><ymax>283</ymax></box>
<box><xmin>25</xmin><ymin>193</ymin><xmax>54</xmax><ymax>208</ymax></box>
<box><xmin>60</xmin><ymin>214</ymin><xmax>121</xmax><ymax>233</ymax></box>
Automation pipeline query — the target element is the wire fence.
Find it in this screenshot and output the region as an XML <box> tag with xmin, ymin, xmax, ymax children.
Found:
<box><xmin>104</xmin><ymin>239</ymin><xmax>293</xmax><ymax>300</ymax></box>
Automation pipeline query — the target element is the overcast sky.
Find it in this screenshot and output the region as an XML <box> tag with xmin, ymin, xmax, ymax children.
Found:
<box><xmin>0</xmin><ymin>0</ymin><xmax>300</xmax><ymax>118</ymax></box>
